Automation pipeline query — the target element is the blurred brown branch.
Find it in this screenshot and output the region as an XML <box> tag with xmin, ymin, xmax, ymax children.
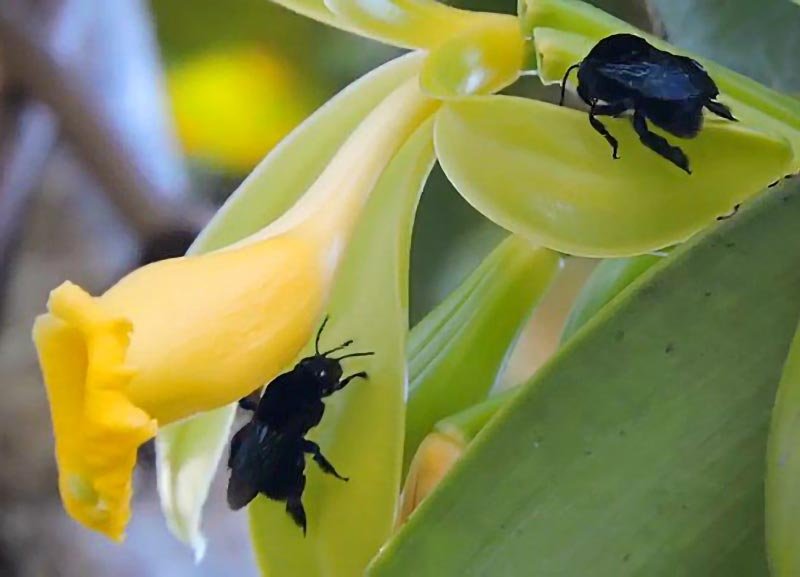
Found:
<box><xmin>0</xmin><ymin>7</ymin><xmax>210</xmax><ymax>237</ymax></box>
<box><xmin>0</xmin><ymin>100</ymin><xmax>58</xmax><ymax>309</ymax></box>
<box><xmin>0</xmin><ymin>0</ymin><xmax>216</xmax><ymax>323</ymax></box>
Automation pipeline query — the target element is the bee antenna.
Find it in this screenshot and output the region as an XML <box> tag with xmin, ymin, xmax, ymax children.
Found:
<box><xmin>559</xmin><ymin>63</ymin><xmax>581</xmax><ymax>106</ymax></box>
<box><xmin>333</xmin><ymin>351</ymin><xmax>375</xmax><ymax>361</ymax></box>
<box><xmin>315</xmin><ymin>315</ymin><xmax>330</xmax><ymax>355</ymax></box>
<box><xmin>321</xmin><ymin>340</ymin><xmax>354</xmax><ymax>357</ymax></box>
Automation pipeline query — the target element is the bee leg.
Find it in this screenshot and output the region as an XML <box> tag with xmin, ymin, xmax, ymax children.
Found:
<box><xmin>303</xmin><ymin>439</ymin><xmax>348</xmax><ymax>481</ymax></box>
<box><xmin>705</xmin><ymin>99</ymin><xmax>737</xmax><ymax>122</ymax></box>
<box><xmin>238</xmin><ymin>389</ymin><xmax>261</xmax><ymax>412</ymax></box>
<box><xmin>632</xmin><ymin>109</ymin><xmax>691</xmax><ymax>174</ymax></box>
<box><xmin>588</xmin><ymin>106</ymin><xmax>620</xmax><ymax>159</ymax></box>
<box><xmin>330</xmin><ymin>371</ymin><xmax>368</xmax><ymax>395</ymax></box>
<box><xmin>285</xmin><ymin>476</ymin><xmax>308</xmax><ymax>535</ymax></box>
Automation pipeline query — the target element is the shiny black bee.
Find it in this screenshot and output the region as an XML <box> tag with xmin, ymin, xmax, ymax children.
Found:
<box><xmin>226</xmin><ymin>316</ymin><xmax>373</xmax><ymax>534</ymax></box>
<box><xmin>560</xmin><ymin>33</ymin><xmax>737</xmax><ymax>174</ymax></box>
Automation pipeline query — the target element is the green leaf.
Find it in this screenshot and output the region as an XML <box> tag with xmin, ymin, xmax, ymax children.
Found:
<box><xmin>419</xmin><ymin>16</ymin><xmax>524</xmax><ymax>98</ymax></box>
<box><xmin>647</xmin><ymin>0</ymin><xmax>800</xmax><ymax>92</ymax></box>
<box><xmin>435</xmin><ymin>96</ymin><xmax>793</xmax><ymax>256</ymax></box>
<box><xmin>248</xmin><ymin>119</ymin><xmax>436</xmax><ymax>577</ymax></box>
<box><xmin>369</xmin><ymin>183</ymin><xmax>800</xmax><ymax>577</ymax></box>
<box><xmin>767</xmin><ymin>318</ymin><xmax>800</xmax><ymax>576</ymax></box>
<box><xmin>154</xmin><ymin>52</ymin><xmax>423</xmax><ymax>557</ymax></box>
<box><xmin>560</xmin><ymin>254</ymin><xmax>662</xmax><ymax>343</ymax></box>
<box><xmin>405</xmin><ymin>236</ymin><xmax>561</xmax><ymax>472</ymax></box>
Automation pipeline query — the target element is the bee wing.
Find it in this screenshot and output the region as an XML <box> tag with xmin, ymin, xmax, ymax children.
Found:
<box><xmin>596</xmin><ymin>61</ymin><xmax>705</xmax><ymax>101</ymax></box>
<box><xmin>227</xmin><ymin>421</ymin><xmax>281</xmax><ymax>510</ymax></box>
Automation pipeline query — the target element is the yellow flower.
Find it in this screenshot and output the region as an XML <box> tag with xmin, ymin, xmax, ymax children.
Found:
<box><xmin>33</xmin><ymin>77</ymin><xmax>436</xmax><ymax>540</ymax></box>
<box><xmin>34</xmin><ymin>224</ymin><xmax>330</xmax><ymax>540</ymax></box>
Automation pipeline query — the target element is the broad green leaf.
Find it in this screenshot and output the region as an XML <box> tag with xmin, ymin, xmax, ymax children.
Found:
<box><xmin>405</xmin><ymin>236</ymin><xmax>561</xmax><ymax>472</ymax></box>
<box><xmin>155</xmin><ymin>52</ymin><xmax>423</xmax><ymax>557</ymax></box>
<box><xmin>323</xmin><ymin>0</ymin><xmax>496</xmax><ymax>50</ymax></box>
<box><xmin>647</xmin><ymin>0</ymin><xmax>800</xmax><ymax>92</ymax></box>
<box><xmin>561</xmin><ymin>254</ymin><xmax>662</xmax><ymax>343</ymax></box>
<box><xmin>521</xmin><ymin>0</ymin><xmax>800</xmax><ymax>160</ymax></box>
<box><xmin>249</xmin><ymin>120</ymin><xmax>436</xmax><ymax>577</ymax></box>
<box><xmin>435</xmin><ymin>96</ymin><xmax>792</xmax><ymax>257</ymax></box>
<box><xmin>419</xmin><ymin>15</ymin><xmax>524</xmax><ymax>98</ymax></box>
<box><xmin>767</xmin><ymin>318</ymin><xmax>800</xmax><ymax>576</ymax></box>
<box><xmin>369</xmin><ymin>183</ymin><xmax>800</xmax><ymax>577</ymax></box>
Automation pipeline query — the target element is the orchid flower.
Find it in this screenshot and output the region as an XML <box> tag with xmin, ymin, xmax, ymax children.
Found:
<box><xmin>32</xmin><ymin>1</ymin><xmax>800</xmax><ymax>576</ymax></box>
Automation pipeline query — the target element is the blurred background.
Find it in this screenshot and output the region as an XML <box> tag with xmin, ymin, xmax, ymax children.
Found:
<box><xmin>0</xmin><ymin>0</ymin><xmax>654</xmax><ymax>575</ymax></box>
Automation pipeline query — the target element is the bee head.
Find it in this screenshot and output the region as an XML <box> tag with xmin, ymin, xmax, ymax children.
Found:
<box><xmin>300</xmin><ymin>316</ymin><xmax>373</xmax><ymax>395</ymax></box>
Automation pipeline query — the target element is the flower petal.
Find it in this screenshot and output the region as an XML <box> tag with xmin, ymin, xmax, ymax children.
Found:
<box><xmin>420</xmin><ymin>15</ymin><xmax>524</xmax><ymax>99</ymax></box>
<box><xmin>435</xmin><ymin>95</ymin><xmax>793</xmax><ymax>256</ymax></box>
<box><xmin>270</xmin><ymin>0</ymin><xmax>489</xmax><ymax>49</ymax></box>
<box><xmin>155</xmin><ymin>51</ymin><xmax>426</xmax><ymax>557</ymax></box>
<box><xmin>323</xmin><ymin>0</ymin><xmax>492</xmax><ymax>49</ymax></box>
<box><xmin>102</xmin><ymin>231</ymin><xmax>329</xmax><ymax>423</ymax></box>
<box><xmin>249</xmin><ymin>116</ymin><xmax>437</xmax><ymax>577</ymax></box>
<box><xmin>156</xmin><ymin>407</ymin><xmax>235</xmax><ymax>560</ymax></box>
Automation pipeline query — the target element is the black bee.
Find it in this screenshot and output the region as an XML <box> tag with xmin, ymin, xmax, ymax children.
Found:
<box><xmin>226</xmin><ymin>316</ymin><xmax>373</xmax><ymax>534</ymax></box>
<box><xmin>560</xmin><ymin>33</ymin><xmax>737</xmax><ymax>174</ymax></box>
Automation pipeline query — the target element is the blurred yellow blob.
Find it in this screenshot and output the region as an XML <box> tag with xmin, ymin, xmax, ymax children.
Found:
<box><xmin>167</xmin><ymin>46</ymin><xmax>315</xmax><ymax>172</ymax></box>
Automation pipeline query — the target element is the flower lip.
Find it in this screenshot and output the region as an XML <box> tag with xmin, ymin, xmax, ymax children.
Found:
<box><xmin>34</xmin><ymin>281</ymin><xmax>157</xmax><ymax>541</ymax></box>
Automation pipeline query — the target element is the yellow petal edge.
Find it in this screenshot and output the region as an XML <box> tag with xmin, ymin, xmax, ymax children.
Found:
<box><xmin>33</xmin><ymin>282</ymin><xmax>157</xmax><ymax>541</ymax></box>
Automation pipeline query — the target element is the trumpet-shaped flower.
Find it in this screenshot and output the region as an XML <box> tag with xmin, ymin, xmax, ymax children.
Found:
<box><xmin>34</xmin><ymin>77</ymin><xmax>436</xmax><ymax>540</ymax></box>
